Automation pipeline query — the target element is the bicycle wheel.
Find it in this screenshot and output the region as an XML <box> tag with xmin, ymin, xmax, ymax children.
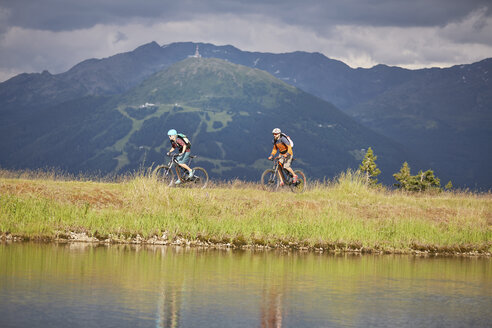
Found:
<box><xmin>260</xmin><ymin>169</ymin><xmax>278</xmax><ymax>191</ymax></box>
<box><xmin>290</xmin><ymin>170</ymin><xmax>307</xmax><ymax>193</ymax></box>
<box><xmin>153</xmin><ymin>165</ymin><xmax>174</xmax><ymax>187</ymax></box>
<box><xmin>189</xmin><ymin>167</ymin><xmax>208</xmax><ymax>189</ymax></box>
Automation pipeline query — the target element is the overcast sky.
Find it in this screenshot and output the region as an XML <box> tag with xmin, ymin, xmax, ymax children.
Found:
<box><xmin>1</xmin><ymin>0</ymin><xmax>491</xmax><ymax>82</ymax></box>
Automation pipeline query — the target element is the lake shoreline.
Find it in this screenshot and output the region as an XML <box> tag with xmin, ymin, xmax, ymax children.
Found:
<box><xmin>1</xmin><ymin>173</ymin><xmax>491</xmax><ymax>257</ymax></box>
<box><xmin>2</xmin><ymin>232</ymin><xmax>490</xmax><ymax>257</ymax></box>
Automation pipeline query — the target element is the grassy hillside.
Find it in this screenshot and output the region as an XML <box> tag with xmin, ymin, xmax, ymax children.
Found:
<box><xmin>103</xmin><ymin>58</ymin><xmax>414</xmax><ymax>183</ymax></box>
<box><xmin>1</xmin><ymin>171</ymin><xmax>490</xmax><ymax>255</ymax></box>
<box><xmin>0</xmin><ymin>57</ymin><xmax>410</xmax><ymax>184</ymax></box>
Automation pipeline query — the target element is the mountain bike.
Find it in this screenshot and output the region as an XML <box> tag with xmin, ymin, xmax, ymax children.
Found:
<box><xmin>153</xmin><ymin>154</ymin><xmax>209</xmax><ymax>188</ymax></box>
<box><xmin>260</xmin><ymin>157</ymin><xmax>306</xmax><ymax>193</ymax></box>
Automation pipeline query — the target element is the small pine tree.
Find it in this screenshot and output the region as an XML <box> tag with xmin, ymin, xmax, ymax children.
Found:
<box><xmin>415</xmin><ymin>169</ymin><xmax>441</xmax><ymax>191</ymax></box>
<box><xmin>359</xmin><ymin>147</ymin><xmax>381</xmax><ymax>185</ymax></box>
<box><xmin>393</xmin><ymin>162</ymin><xmax>414</xmax><ymax>190</ymax></box>
<box><xmin>394</xmin><ymin>162</ymin><xmax>442</xmax><ymax>192</ymax></box>
<box><xmin>445</xmin><ymin>181</ymin><xmax>453</xmax><ymax>190</ymax></box>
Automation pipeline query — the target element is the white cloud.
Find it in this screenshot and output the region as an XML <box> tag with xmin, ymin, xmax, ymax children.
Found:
<box><xmin>324</xmin><ymin>9</ymin><xmax>492</xmax><ymax>69</ymax></box>
<box><xmin>439</xmin><ymin>7</ymin><xmax>492</xmax><ymax>45</ymax></box>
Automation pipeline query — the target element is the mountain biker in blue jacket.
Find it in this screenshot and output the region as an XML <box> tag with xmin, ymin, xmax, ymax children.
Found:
<box><xmin>166</xmin><ymin>129</ymin><xmax>193</xmax><ymax>185</ymax></box>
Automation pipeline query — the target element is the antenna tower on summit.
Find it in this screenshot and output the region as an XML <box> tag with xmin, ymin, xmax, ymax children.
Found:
<box><xmin>193</xmin><ymin>45</ymin><xmax>201</xmax><ymax>58</ymax></box>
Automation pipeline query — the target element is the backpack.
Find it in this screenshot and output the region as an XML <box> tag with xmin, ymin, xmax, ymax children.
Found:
<box><xmin>273</xmin><ymin>133</ymin><xmax>294</xmax><ymax>148</ymax></box>
<box><xmin>177</xmin><ymin>133</ymin><xmax>191</xmax><ymax>149</ymax></box>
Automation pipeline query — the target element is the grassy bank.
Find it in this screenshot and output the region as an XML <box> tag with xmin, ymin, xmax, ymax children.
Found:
<box><xmin>0</xmin><ymin>170</ymin><xmax>491</xmax><ymax>255</ymax></box>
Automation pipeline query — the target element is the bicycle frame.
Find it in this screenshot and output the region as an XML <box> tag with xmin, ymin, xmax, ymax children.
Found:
<box><xmin>262</xmin><ymin>157</ymin><xmax>304</xmax><ymax>193</ymax></box>
<box><xmin>165</xmin><ymin>154</ymin><xmax>194</xmax><ymax>181</ymax></box>
<box><xmin>271</xmin><ymin>158</ymin><xmax>293</xmax><ymax>184</ymax></box>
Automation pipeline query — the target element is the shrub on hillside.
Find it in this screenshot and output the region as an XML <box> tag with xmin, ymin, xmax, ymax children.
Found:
<box><xmin>393</xmin><ymin>162</ymin><xmax>441</xmax><ymax>192</ymax></box>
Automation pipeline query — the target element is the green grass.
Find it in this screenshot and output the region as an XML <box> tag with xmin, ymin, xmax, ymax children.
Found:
<box><xmin>0</xmin><ymin>169</ymin><xmax>490</xmax><ymax>255</ymax></box>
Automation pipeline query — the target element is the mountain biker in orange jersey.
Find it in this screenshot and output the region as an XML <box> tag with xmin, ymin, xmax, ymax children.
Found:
<box><xmin>166</xmin><ymin>129</ymin><xmax>193</xmax><ymax>185</ymax></box>
<box><xmin>268</xmin><ymin>128</ymin><xmax>298</xmax><ymax>186</ymax></box>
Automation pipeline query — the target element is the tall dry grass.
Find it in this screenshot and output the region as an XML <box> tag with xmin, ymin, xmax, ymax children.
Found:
<box><xmin>0</xmin><ymin>169</ymin><xmax>490</xmax><ymax>253</ymax></box>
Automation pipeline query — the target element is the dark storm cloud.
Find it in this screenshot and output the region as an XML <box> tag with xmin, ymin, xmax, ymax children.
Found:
<box><xmin>0</xmin><ymin>0</ymin><xmax>175</xmax><ymax>31</ymax></box>
<box><xmin>300</xmin><ymin>0</ymin><xmax>491</xmax><ymax>27</ymax></box>
<box><xmin>1</xmin><ymin>0</ymin><xmax>490</xmax><ymax>32</ymax></box>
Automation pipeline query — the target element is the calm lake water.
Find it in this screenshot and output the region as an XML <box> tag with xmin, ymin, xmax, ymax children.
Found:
<box><xmin>0</xmin><ymin>243</ymin><xmax>491</xmax><ymax>328</ymax></box>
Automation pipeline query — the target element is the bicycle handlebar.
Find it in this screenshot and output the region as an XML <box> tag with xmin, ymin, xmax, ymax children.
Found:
<box><xmin>269</xmin><ymin>155</ymin><xmax>295</xmax><ymax>161</ymax></box>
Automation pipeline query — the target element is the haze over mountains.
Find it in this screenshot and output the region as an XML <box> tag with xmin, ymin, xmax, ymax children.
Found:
<box><xmin>0</xmin><ymin>42</ymin><xmax>490</xmax><ymax>188</ymax></box>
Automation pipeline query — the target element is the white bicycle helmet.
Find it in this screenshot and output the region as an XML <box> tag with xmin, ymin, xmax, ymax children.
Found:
<box><xmin>272</xmin><ymin>128</ymin><xmax>281</xmax><ymax>134</ymax></box>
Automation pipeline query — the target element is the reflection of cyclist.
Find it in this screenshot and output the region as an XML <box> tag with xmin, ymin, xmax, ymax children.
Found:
<box><xmin>166</xmin><ymin>129</ymin><xmax>193</xmax><ymax>185</ymax></box>
<box><xmin>268</xmin><ymin>128</ymin><xmax>298</xmax><ymax>186</ymax></box>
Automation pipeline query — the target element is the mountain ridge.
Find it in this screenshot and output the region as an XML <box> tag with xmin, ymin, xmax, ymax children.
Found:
<box><xmin>1</xmin><ymin>41</ymin><xmax>490</xmax><ymax>187</ymax></box>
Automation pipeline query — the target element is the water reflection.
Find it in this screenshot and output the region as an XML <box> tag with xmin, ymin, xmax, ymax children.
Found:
<box><xmin>0</xmin><ymin>243</ymin><xmax>491</xmax><ymax>328</ymax></box>
<box><xmin>157</xmin><ymin>283</ymin><xmax>182</xmax><ymax>328</ymax></box>
<box><xmin>260</xmin><ymin>283</ymin><xmax>283</xmax><ymax>328</ymax></box>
